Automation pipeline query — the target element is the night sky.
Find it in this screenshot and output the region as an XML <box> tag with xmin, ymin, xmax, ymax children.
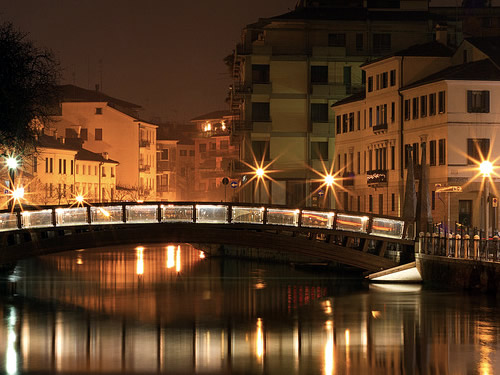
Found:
<box><xmin>0</xmin><ymin>0</ymin><xmax>495</xmax><ymax>123</ymax></box>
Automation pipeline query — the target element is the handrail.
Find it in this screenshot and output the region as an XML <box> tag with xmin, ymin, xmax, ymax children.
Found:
<box><xmin>0</xmin><ymin>201</ymin><xmax>408</xmax><ymax>240</ymax></box>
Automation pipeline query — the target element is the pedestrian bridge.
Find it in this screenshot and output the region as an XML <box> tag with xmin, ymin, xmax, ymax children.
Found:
<box><xmin>0</xmin><ymin>202</ymin><xmax>415</xmax><ymax>272</ymax></box>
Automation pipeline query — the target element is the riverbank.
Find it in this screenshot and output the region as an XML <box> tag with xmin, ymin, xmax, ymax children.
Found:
<box><xmin>416</xmin><ymin>254</ymin><xmax>500</xmax><ymax>294</ymax></box>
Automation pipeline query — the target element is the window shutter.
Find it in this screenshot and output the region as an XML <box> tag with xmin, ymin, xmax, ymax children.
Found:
<box><xmin>484</xmin><ymin>90</ymin><xmax>490</xmax><ymax>113</ymax></box>
<box><xmin>467</xmin><ymin>90</ymin><xmax>472</xmax><ymax>113</ymax></box>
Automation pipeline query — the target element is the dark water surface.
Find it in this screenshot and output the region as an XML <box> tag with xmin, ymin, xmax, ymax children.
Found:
<box><xmin>0</xmin><ymin>244</ymin><xmax>499</xmax><ymax>374</ymax></box>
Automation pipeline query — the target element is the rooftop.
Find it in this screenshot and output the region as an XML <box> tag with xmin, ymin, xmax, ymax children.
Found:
<box><xmin>401</xmin><ymin>59</ymin><xmax>500</xmax><ymax>90</ymax></box>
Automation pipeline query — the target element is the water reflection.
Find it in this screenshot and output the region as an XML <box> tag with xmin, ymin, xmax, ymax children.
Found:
<box><xmin>0</xmin><ymin>244</ymin><xmax>498</xmax><ymax>374</ymax></box>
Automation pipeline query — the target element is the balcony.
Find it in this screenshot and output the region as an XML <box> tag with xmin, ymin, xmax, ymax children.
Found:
<box><xmin>367</xmin><ymin>169</ymin><xmax>388</xmax><ymax>185</ymax></box>
<box><xmin>373</xmin><ymin>123</ymin><xmax>388</xmax><ymax>133</ymax></box>
<box><xmin>140</xmin><ymin>140</ymin><xmax>151</xmax><ymax>148</ymax></box>
<box><xmin>139</xmin><ymin>165</ymin><xmax>151</xmax><ymax>173</ymax></box>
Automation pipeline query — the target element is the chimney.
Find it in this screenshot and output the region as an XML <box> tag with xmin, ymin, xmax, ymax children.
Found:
<box><xmin>102</xmin><ymin>152</ymin><xmax>109</xmax><ymax>160</ymax></box>
<box><xmin>435</xmin><ymin>24</ymin><xmax>448</xmax><ymax>46</ymax></box>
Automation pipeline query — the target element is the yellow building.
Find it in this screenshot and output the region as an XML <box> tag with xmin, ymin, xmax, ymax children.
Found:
<box><xmin>50</xmin><ymin>85</ymin><xmax>157</xmax><ymax>200</ymax></box>
<box><xmin>333</xmin><ymin>36</ymin><xmax>500</xmax><ymax>234</ymax></box>
<box><xmin>24</xmin><ymin>134</ymin><xmax>118</xmax><ymax>205</ymax></box>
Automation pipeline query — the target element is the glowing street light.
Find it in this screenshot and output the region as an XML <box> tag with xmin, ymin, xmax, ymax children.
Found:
<box><xmin>324</xmin><ymin>174</ymin><xmax>335</xmax><ymax>187</ymax></box>
<box><xmin>5</xmin><ymin>157</ymin><xmax>18</xmax><ymax>171</ymax></box>
<box><xmin>12</xmin><ymin>187</ymin><xmax>24</xmax><ymax>201</ymax></box>
<box><xmin>480</xmin><ymin>160</ymin><xmax>493</xmax><ymax>177</ymax></box>
<box><xmin>256</xmin><ymin>168</ymin><xmax>265</xmax><ymax>178</ymax></box>
<box><xmin>480</xmin><ymin>160</ymin><xmax>494</xmax><ymax>236</ymax></box>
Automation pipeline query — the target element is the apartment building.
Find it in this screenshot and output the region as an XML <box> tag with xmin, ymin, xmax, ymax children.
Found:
<box><xmin>51</xmin><ymin>85</ymin><xmax>157</xmax><ymax>200</ymax></box>
<box><xmin>333</xmin><ymin>36</ymin><xmax>500</xmax><ymax>233</ymax></box>
<box><xmin>230</xmin><ymin>0</ymin><xmax>455</xmax><ymax>207</ymax></box>
<box><xmin>190</xmin><ymin>111</ymin><xmax>239</xmax><ymax>202</ymax></box>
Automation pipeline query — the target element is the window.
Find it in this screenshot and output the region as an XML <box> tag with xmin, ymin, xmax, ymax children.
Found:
<box><xmin>391</xmin><ymin>193</ymin><xmax>395</xmax><ymax>211</ymax></box>
<box><xmin>349</xmin><ymin>112</ymin><xmax>354</xmax><ymax>131</ymax></box>
<box><xmin>161</xmin><ymin>149</ymin><xmax>169</xmax><ymax>160</ymax></box>
<box><xmin>336</xmin><ymin>116</ymin><xmax>341</xmax><ymax>134</ymax></box>
<box><xmin>412</xmin><ymin>143</ymin><xmax>420</xmax><ymax>165</ymax></box>
<box><xmin>373</xmin><ymin>34</ymin><xmax>391</xmax><ymax>54</ymax></box>
<box><xmin>429</xmin><ymin>140</ymin><xmax>436</xmax><ymax>166</ymax></box>
<box><xmin>252</xmin><ymin>102</ymin><xmax>270</xmax><ymax>122</ymax></box>
<box><xmin>438</xmin><ymin>139</ymin><xmax>446</xmax><ymax>165</ymax></box>
<box><xmin>342</xmin><ymin>114</ymin><xmax>348</xmax><ymax>133</ymax></box>
<box><xmin>95</xmin><ymin>128</ymin><xmax>103</xmax><ymax>141</ymax></box>
<box><xmin>412</xmin><ymin>97</ymin><xmax>419</xmax><ymax>119</ymax></box>
<box><xmin>189</xmin><ymin>150</ymin><xmax>195</xmax><ymax>156</ymax></box>
<box><xmin>381</xmin><ymin>104</ymin><xmax>387</xmax><ymax>124</ymax></box>
<box><xmin>467</xmin><ymin>90</ymin><xmax>490</xmax><ymax>113</ymax></box>
<box><xmin>210</xmin><ymin>142</ymin><xmax>216</xmax><ymax>150</ymax></box>
<box><xmin>438</xmin><ymin>91</ymin><xmax>446</xmax><ymax>113</ymax></box>
<box><xmin>311</xmin><ymin>103</ymin><xmax>329</xmax><ymax>122</ymax></box>
<box><xmin>381</xmin><ymin>72</ymin><xmax>388</xmax><ymax>88</ymax></box>
<box><xmin>199</xmin><ymin>144</ymin><xmax>207</xmax><ymax>153</ymax></box>
<box><xmin>70</xmin><ymin>160</ymin><xmax>74</xmax><ymax>175</ymax></box>
<box><xmin>180</xmin><ymin>150</ymin><xmax>187</xmax><ymax>157</ymax></box>
<box><xmin>420</xmin><ymin>95</ymin><xmax>427</xmax><ymax>117</ymax></box>
<box><xmin>356</xmin><ymin>33</ymin><xmax>363</xmax><ymax>51</ymax></box>
<box><xmin>95</xmin><ymin>107</ymin><xmax>103</xmax><ymax>115</ymax></box>
<box><xmin>429</xmin><ymin>93</ymin><xmax>436</xmax><ymax>116</ymax></box>
<box><xmin>80</xmin><ymin>128</ymin><xmax>88</xmax><ymax>141</ymax></box>
<box><xmin>369</xmin><ymin>108</ymin><xmax>373</xmax><ymax>127</ymax></box>
<box><xmin>58</xmin><ymin>159</ymin><xmax>62</xmax><ymax>174</ymax></box>
<box><xmin>357</xmin><ymin>111</ymin><xmax>361</xmax><ymax>130</ymax></box>
<box><xmin>368</xmin><ymin>77</ymin><xmax>373</xmax><ymax>92</ymax></box>
<box><xmin>252</xmin><ymin>140</ymin><xmax>269</xmax><ymax>162</ymax></box>
<box><xmin>391</xmin><ymin>146</ymin><xmax>395</xmax><ymax>170</ymax></box>
<box><xmin>252</xmin><ymin>64</ymin><xmax>270</xmax><ymax>83</ymax></box>
<box><xmin>76</xmin><ymin>164</ymin><xmax>79</xmax><ymax>174</ymax></box>
<box><xmin>391</xmin><ymin>102</ymin><xmax>395</xmax><ymax>123</ymax></box>
<box><xmin>311</xmin><ymin>142</ymin><xmax>328</xmax><ymax>160</ymax></box>
<box><xmin>328</xmin><ymin>33</ymin><xmax>346</xmax><ymax>47</ymax></box>
<box><xmin>404</xmin><ymin>99</ymin><xmax>410</xmax><ymax>121</ymax></box>
<box><xmin>33</xmin><ymin>156</ymin><xmax>37</xmax><ymax>173</ymax></box>
<box><xmin>390</xmin><ymin>69</ymin><xmax>396</xmax><ymax>86</ymax></box>
<box><xmin>220</xmin><ymin>140</ymin><xmax>229</xmax><ymax>150</ymax></box>
<box><xmin>404</xmin><ymin>144</ymin><xmax>410</xmax><ymax>168</ymax></box>
<box><xmin>311</xmin><ymin>66</ymin><xmax>328</xmax><ymax>83</ymax></box>
<box><xmin>102</xmin><ymin>166</ymin><xmax>106</xmax><ymax>177</ymax></box>
<box><xmin>467</xmin><ymin>138</ymin><xmax>490</xmax><ymax>164</ymax></box>
<box><xmin>357</xmin><ymin>151</ymin><xmax>361</xmax><ymax>174</ymax></box>
<box><xmin>63</xmin><ymin>159</ymin><xmax>67</xmax><ymax>174</ymax></box>
<box><xmin>88</xmin><ymin>165</ymin><xmax>91</xmax><ymax>175</ymax></box>
<box><xmin>369</xmin><ymin>195</ymin><xmax>373</xmax><ymax>212</ymax></box>
<box><xmin>343</xmin><ymin>66</ymin><xmax>352</xmax><ymax>90</ymax></box>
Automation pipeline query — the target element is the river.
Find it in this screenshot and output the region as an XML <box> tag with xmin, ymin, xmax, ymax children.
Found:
<box><xmin>0</xmin><ymin>243</ymin><xmax>498</xmax><ymax>374</ymax></box>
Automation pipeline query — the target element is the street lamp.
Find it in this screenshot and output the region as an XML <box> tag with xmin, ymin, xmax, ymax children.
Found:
<box><xmin>480</xmin><ymin>160</ymin><xmax>493</xmax><ymax>237</ymax></box>
<box><xmin>5</xmin><ymin>155</ymin><xmax>19</xmax><ymax>210</ymax></box>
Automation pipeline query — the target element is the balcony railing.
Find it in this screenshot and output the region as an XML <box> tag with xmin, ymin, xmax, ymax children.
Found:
<box><xmin>139</xmin><ymin>165</ymin><xmax>151</xmax><ymax>173</ymax></box>
<box><xmin>373</xmin><ymin>123</ymin><xmax>388</xmax><ymax>132</ymax></box>
<box><xmin>367</xmin><ymin>169</ymin><xmax>388</xmax><ymax>185</ymax></box>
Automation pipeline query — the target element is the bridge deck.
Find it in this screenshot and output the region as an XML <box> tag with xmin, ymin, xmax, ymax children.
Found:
<box><xmin>0</xmin><ymin>202</ymin><xmax>415</xmax><ymax>271</ymax></box>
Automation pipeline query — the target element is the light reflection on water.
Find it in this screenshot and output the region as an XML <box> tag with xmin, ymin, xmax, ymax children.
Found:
<box><xmin>0</xmin><ymin>244</ymin><xmax>499</xmax><ymax>374</ymax></box>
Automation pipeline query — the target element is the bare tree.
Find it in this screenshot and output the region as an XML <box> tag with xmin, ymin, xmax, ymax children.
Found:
<box><xmin>0</xmin><ymin>22</ymin><xmax>60</xmax><ymax>155</ymax></box>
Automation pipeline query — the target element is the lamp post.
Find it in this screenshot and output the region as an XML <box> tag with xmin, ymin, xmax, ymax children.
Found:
<box><xmin>480</xmin><ymin>160</ymin><xmax>493</xmax><ymax>237</ymax></box>
<box><xmin>255</xmin><ymin>168</ymin><xmax>265</xmax><ymax>203</ymax></box>
<box><xmin>323</xmin><ymin>173</ymin><xmax>335</xmax><ymax>208</ymax></box>
<box><xmin>5</xmin><ymin>156</ymin><xmax>19</xmax><ymax>210</ymax></box>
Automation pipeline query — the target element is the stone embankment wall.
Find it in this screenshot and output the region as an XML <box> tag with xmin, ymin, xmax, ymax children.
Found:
<box><xmin>416</xmin><ymin>254</ymin><xmax>500</xmax><ymax>294</ymax></box>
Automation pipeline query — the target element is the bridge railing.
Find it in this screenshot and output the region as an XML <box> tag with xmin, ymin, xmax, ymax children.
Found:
<box><xmin>418</xmin><ymin>232</ymin><xmax>500</xmax><ymax>262</ymax></box>
<box><xmin>0</xmin><ymin>202</ymin><xmax>409</xmax><ymax>240</ymax></box>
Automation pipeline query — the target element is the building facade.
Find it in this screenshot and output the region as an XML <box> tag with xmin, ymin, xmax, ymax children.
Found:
<box><xmin>333</xmin><ymin>37</ymin><xmax>500</xmax><ymax>233</ymax></box>
<box><xmin>24</xmin><ymin>134</ymin><xmax>118</xmax><ymax>206</ymax></box>
<box><xmin>230</xmin><ymin>0</ymin><xmax>457</xmax><ymax>207</ymax></box>
<box><xmin>51</xmin><ymin>85</ymin><xmax>157</xmax><ymax>200</ymax></box>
